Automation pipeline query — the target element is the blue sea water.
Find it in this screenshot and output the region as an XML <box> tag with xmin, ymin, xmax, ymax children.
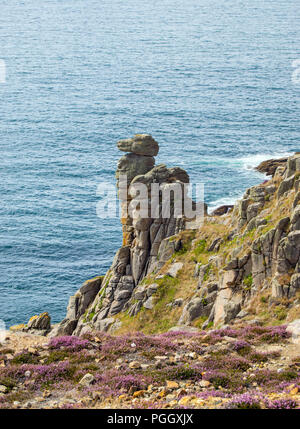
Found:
<box><xmin>0</xmin><ymin>0</ymin><xmax>299</xmax><ymax>326</ymax></box>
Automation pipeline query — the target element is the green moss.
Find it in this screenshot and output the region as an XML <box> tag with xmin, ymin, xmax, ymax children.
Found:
<box><xmin>193</xmin><ymin>316</ymin><xmax>208</xmax><ymax>329</ymax></box>
<box><xmin>203</xmin><ymin>264</ymin><xmax>211</xmax><ymax>282</ymax></box>
<box><xmin>243</xmin><ymin>274</ymin><xmax>253</xmax><ymax>290</ymax></box>
<box><xmin>194</xmin><ymin>239</ymin><xmax>207</xmax><ymax>257</ymax></box>
<box><xmin>205</xmin><ymin>321</ymin><xmax>214</xmax><ymax>329</ymax></box>
<box><xmin>273</xmin><ymin>305</ymin><xmax>288</xmax><ymax>321</ymax></box>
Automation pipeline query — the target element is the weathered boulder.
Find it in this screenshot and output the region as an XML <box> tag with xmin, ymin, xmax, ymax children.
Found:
<box><xmin>166</xmin><ymin>262</ymin><xmax>183</xmax><ymax>278</ymax></box>
<box><xmin>117</xmin><ymin>134</ymin><xmax>159</xmax><ymax>157</ymax></box>
<box><xmin>179</xmin><ymin>295</ymin><xmax>213</xmax><ymax>325</ymax></box>
<box><xmin>27</xmin><ymin>312</ymin><xmax>51</xmax><ymax>332</ymax></box>
<box><xmin>211</xmin><ymin>205</ymin><xmax>233</xmax><ymax>216</ymax></box>
<box><xmin>277</xmin><ymin>175</ymin><xmax>296</xmax><ymax>199</ymax></box>
<box><xmin>286</xmin><ymin>319</ymin><xmax>300</xmax><ymax>344</ymax></box>
<box><xmin>116</xmin><ymin>153</ymin><xmax>155</xmax><ymax>185</ymax></box>
<box><xmin>255</xmin><ymin>157</ymin><xmax>288</xmax><ymax>176</ymax></box>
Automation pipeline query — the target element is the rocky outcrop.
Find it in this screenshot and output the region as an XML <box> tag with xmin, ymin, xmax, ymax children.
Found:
<box><xmin>256</xmin><ymin>157</ymin><xmax>288</xmax><ymax>176</ymax></box>
<box><xmin>10</xmin><ymin>312</ymin><xmax>51</xmax><ymax>336</ymax></box>
<box><xmin>190</xmin><ymin>153</ymin><xmax>300</xmax><ymax>327</ymax></box>
<box><xmin>53</xmin><ymin>135</ymin><xmax>202</xmax><ymax>336</ymax></box>
<box><xmin>50</xmin><ymin>149</ymin><xmax>300</xmax><ymax>336</ymax></box>
<box><xmin>49</xmin><ymin>277</ymin><xmax>103</xmax><ymax>337</ymax></box>
<box><xmin>211</xmin><ymin>205</ymin><xmax>234</xmax><ymax>216</ymax></box>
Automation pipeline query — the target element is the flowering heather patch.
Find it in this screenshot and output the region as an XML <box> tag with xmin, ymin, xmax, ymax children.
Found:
<box><xmin>96</xmin><ymin>331</ymin><xmax>179</xmax><ymax>358</ymax></box>
<box><xmin>265</xmin><ymin>398</ymin><xmax>299</xmax><ymax>409</ymax></box>
<box><xmin>210</xmin><ymin>325</ymin><xmax>290</xmax><ymax>344</ymax></box>
<box><xmin>90</xmin><ymin>369</ymin><xmax>152</xmax><ymax>397</ymax></box>
<box><xmin>159</xmin><ymin>330</ymin><xmax>203</xmax><ymax>339</ymax></box>
<box><xmin>152</xmin><ymin>364</ymin><xmax>202</xmax><ymax>383</ymax></box>
<box><xmin>48</xmin><ymin>336</ymin><xmax>90</xmax><ymax>351</ymax></box>
<box><xmin>202</xmin><ymin>370</ymin><xmax>230</xmax><ymax>389</ymax></box>
<box><xmin>1</xmin><ymin>323</ymin><xmax>299</xmax><ymax>409</ymax></box>
<box><xmin>202</xmin><ymin>355</ymin><xmax>250</xmax><ymax>372</ymax></box>
<box><xmin>232</xmin><ymin>340</ymin><xmax>251</xmax><ymax>352</ymax></box>
<box><xmin>0</xmin><ymin>361</ymin><xmax>76</xmax><ymax>390</ymax></box>
<box><xmin>226</xmin><ymin>393</ymin><xmax>261</xmax><ymax>409</ymax></box>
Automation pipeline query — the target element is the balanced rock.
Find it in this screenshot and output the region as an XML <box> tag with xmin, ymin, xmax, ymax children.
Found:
<box><xmin>117</xmin><ymin>134</ymin><xmax>159</xmax><ymax>157</ymax></box>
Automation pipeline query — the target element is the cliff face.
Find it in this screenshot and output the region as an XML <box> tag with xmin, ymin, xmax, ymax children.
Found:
<box><xmin>50</xmin><ymin>140</ymin><xmax>300</xmax><ymax>337</ymax></box>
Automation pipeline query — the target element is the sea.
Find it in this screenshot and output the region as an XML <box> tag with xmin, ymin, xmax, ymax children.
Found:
<box><xmin>0</xmin><ymin>0</ymin><xmax>299</xmax><ymax>326</ymax></box>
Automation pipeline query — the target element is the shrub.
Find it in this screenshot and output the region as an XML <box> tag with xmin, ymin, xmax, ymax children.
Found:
<box><xmin>48</xmin><ymin>336</ymin><xmax>90</xmax><ymax>351</ymax></box>
<box><xmin>265</xmin><ymin>398</ymin><xmax>298</xmax><ymax>409</ymax></box>
<box><xmin>227</xmin><ymin>393</ymin><xmax>261</xmax><ymax>409</ymax></box>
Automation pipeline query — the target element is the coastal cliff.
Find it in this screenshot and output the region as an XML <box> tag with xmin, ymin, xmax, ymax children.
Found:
<box><xmin>44</xmin><ymin>137</ymin><xmax>300</xmax><ymax>337</ymax></box>
<box><xmin>2</xmin><ymin>138</ymin><xmax>300</xmax><ymax>410</ymax></box>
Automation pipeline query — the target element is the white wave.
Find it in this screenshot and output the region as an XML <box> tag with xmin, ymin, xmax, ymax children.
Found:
<box><xmin>208</xmin><ymin>195</ymin><xmax>242</xmax><ymax>214</ymax></box>
<box><xmin>238</xmin><ymin>152</ymin><xmax>293</xmax><ymax>172</ymax></box>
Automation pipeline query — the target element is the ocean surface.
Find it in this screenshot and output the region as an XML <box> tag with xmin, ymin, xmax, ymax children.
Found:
<box><xmin>0</xmin><ymin>0</ymin><xmax>299</xmax><ymax>326</ymax></box>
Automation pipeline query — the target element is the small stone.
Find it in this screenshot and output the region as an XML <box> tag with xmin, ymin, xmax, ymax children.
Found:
<box><xmin>199</xmin><ymin>380</ymin><xmax>211</xmax><ymax>388</ymax></box>
<box><xmin>25</xmin><ymin>370</ymin><xmax>31</xmax><ymax>378</ymax></box>
<box><xmin>176</xmin><ymin>388</ymin><xmax>187</xmax><ymax>397</ymax></box>
<box><xmin>154</xmin><ymin>355</ymin><xmax>168</xmax><ymax>361</ymax></box>
<box><xmin>133</xmin><ymin>390</ymin><xmax>145</xmax><ymax>398</ymax></box>
<box><xmin>166</xmin><ymin>262</ymin><xmax>183</xmax><ymax>278</ymax></box>
<box><xmin>141</xmin><ymin>364</ymin><xmax>150</xmax><ymax>370</ymax></box>
<box><xmin>166</xmin><ymin>381</ymin><xmax>179</xmax><ymax>390</ymax></box>
<box><xmin>128</xmin><ymin>386</ymin><xmax>139</xmax><ymax>395</ymax></box>
<box><xmin>129</xmin><ymin>361</ymin><xmax>141</xmax><ymax>369</ymax></box>
<box><xmin>91</xmin><ymin>391</ymin><xmax>102</xmax><ymax>400</ymax></box>
<box><xmin>0</xmin><ymin>385</ymin><xmax>8</xmax><ymax>394</ymax></box>
<box><xmin>79</xmin><ymin>373</ymin><xmax>94</xmax><ymax>386</ymax></box>
<box><xmin>179</xmin><ymin>396</ymin><xmax>191</xmax><ymax>406</ymax></box>
<box><xmin>157</xmin><ymin>389</ymin><xmax>168</xmax><ymax>399</ymax></box>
